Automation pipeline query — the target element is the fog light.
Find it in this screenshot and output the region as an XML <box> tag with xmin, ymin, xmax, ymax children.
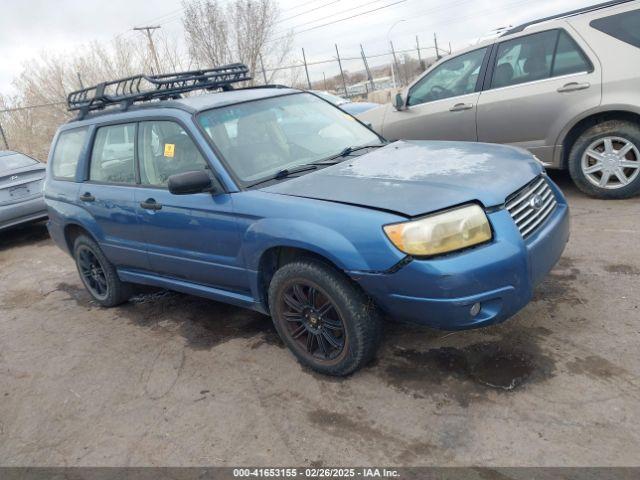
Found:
<box><xmin>470</xmin><ymin>302</ymin><xmax>481</xmax><ymax>317</ymax></box>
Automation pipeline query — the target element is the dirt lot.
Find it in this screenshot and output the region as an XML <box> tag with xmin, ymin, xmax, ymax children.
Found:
<box><xmin>0</xmin><ymin>172</ymin><xmax>639</xmax><ymax>467</ymax></box>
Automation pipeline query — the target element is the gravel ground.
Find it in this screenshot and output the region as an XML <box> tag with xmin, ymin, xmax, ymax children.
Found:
<box><xmin>0</xmin><ymin>171</ymin><xmax>638</xmax><ymax>467</ymax></box>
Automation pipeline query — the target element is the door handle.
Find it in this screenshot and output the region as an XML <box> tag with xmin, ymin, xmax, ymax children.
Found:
<box><xmin>449</xmin><ymin>103</ymin><xmax>474</xmax><ymax>112</ymax></box>
<box><xmin>557</xmin><ymin>82</ymin><xmax>590</xmax><ymax>93</ymax></box>
<box><xmin>140</xmin><ymin>198</ymin><xmax>162</xmax><ymax>211</ymax></box>
<box><xmin>79</xmin><ymin>192</ymin><xmax>95</xmax><ymax>202</ymax></box>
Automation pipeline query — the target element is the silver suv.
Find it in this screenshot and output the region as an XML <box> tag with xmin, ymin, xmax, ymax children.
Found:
<box><xmin>359</xmin><ymin>0</ymin><xmax>640</xmax><ymax>198</ymax></box>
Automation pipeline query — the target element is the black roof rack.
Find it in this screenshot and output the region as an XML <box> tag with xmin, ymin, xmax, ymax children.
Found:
<box><xmin>68</xmin><ymin>63</ymin><xmax>251</xmax><ymax>119</ymax></box>
<box><xmin>500</xmin><ymin>0</ymin><xmax>633</xmax><ymax>36</ymax></box>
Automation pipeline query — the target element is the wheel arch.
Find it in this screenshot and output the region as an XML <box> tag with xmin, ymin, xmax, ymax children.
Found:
<box><xmin>63</xmin><ymin>223</ymin><xmax>97</xmax><ymax>254</ymax></box>
<box><xmin>257</xmin><ymin>246</ymin><xmax>358</xmax><ymax>313</ymax></box>
<box><xmin>560</xmin><ymin>109</ymin><xmax>640</xmax><ymax>169</ymax></box>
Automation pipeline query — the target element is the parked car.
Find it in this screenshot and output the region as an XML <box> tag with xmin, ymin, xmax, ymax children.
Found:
<box><xmin>0</xmin><ymin>150</ymin><xmax>47</xmax><ymax>231</ymax></box>
<box><xmin>358</xmin><ymin>0</ymin><xmax>640</xmax><ymax>199</ymax></box>
<box><xmin>45</xmin><ymin>65</ymin><xmax>569</xmax><ymax>376</ymax></box>
<box><xmin>311</xmin><ymin>90</ymin><xmax>380</xmax><ymax>116</ymax></box>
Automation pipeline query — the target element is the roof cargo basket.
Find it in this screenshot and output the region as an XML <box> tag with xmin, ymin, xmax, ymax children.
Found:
<box><xmin>68</xmin><ymin>63</ymin><xmax>251</xmax><ymax>119</ymax></box>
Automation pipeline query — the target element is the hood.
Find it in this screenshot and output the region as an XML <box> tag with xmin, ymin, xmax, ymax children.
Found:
<box><xmin>341</xmin><ymin>102</ymin><xmax>381</xmax><ymax>115</ymax></box>
<box><xmin>262</xmin><ymin>140</ymin><xmax>543</xmax><ymax>217</ymax></box>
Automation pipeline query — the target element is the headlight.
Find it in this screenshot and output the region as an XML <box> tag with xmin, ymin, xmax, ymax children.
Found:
<box><xmin>383</xmin><ymin>204</ymin><xmax>492</xmax><ymax>256</ymax></box>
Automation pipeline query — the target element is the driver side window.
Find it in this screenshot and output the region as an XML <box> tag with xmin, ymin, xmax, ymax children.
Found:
<box><xmin>407</xmin><ymin>47</ymin><xmax>487</xmax><ymax>107</ymax></box>
<box><xmin>138</xmin><ymin>121</ymin><xmax>209</xmax><ymax>187</ymax></box>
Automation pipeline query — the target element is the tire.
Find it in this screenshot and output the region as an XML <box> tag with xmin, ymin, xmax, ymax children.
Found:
<box><xmin>268</xmin><ymin>259</ymin><xmax>382</xmax><ymax>376</ymax></box>
<box><xmin>73</xmin><ymin>235</ymin><xmax>132</xmax><ymax>307</ymax></box>
<box><xmin>568</xmin><ymin>120</ymin><xmax>640</xmax><ymax>199</ymax></box>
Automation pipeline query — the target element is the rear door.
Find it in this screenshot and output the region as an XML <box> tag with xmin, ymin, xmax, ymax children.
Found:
<box><xmin>80</xmin><ymin>122</ymin><xmax>148</xmax><ymax>270</ymax></box>
<box><xmin>133</xmin><ymin>120</ymin><xmax>247</xmax><ymax>293</ymax></box>
<box><xmin>476</xmin><ymin>27</ymin><xmax>602</xmax><ymax>164</ymax></box>
<box><xmin>382</xmin><ymin>46</ymin><xmax>489</xmax><ymax>141</ymax></box>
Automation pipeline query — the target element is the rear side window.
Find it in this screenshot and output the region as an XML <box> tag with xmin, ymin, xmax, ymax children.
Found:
<box><xmin>51</xmin><ymin>128</ymin><xmax>88</xmax><ymax>180</ymax></box>
<box><xmin>491</xmin><ymin>30</ymin><xmax>557</xmax><ymax>88</ymax></box>
<box><xmin>89</xmin><ymin>124</ymin><xmax>136</xmax><ymax>184</ymax></box>
<box><xmin>552</xmin><ymin>30</ymin><xmax>592</xmax><ymax>76</ymax></box>
<box><xmin>591</xmin><ymin>9</ymin><xmax>640</xmax><ymax>48</ymax></box>
<box><xmin>491</xmin><ymin>29</ymin><xmax>592</xmax><ymax>89</ymax></box>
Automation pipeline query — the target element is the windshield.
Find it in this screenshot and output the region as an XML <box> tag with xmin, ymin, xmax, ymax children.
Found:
<box><xmin>198</xmin><ymin>92</ymin><xmax>381</xmax><ymax>184</ymax></box>
<box><xmin>0</xmin><ymin>153</ymin><xmax>38</xmax><ymax>172</ymax></box>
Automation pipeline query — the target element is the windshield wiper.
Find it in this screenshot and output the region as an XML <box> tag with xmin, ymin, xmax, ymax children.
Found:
<box><xmin>274</xmin><ymin>164</ymin><xmax>318</xmax><ymax>179</ymax></box>
<box><xmin>313</xmin><ymin>143</ymin><xmax>387</xmax><ymax>165</ymax></box>
<box><xmin>247</xmin><ymin>165</ymin><xmax>318</xmax><ymax>188</ymax></box>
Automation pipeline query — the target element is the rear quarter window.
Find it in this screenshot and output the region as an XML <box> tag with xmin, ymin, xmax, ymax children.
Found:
<box><xmin>590</xmin><ymin>9</ymin><xmax>640</xmax><ymax>48</ymax></box>
<box><xmin>51</xmin><ymin>127</ymin><xmax>89</xmax><ymax>180</ymax></box>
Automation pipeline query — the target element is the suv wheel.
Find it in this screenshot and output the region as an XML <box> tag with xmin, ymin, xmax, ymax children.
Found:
<box><xmin>568</xmin><ymin>120</ymin><xmax>640</xmax><ymax>199</ymax></box>
<box><xmin>268</xmin><ymin>259</ymin><xmax>382</xmax><ymax>376</ymax></box>
<box><xmin>73</xmin><ymin>235</ymin><xmax>132</xmax><ymax>307</ymax></box>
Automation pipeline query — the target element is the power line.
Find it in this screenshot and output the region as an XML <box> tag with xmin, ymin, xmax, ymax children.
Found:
<box><xmin>273</xmin><ymin>0</ymin><xmax>390</xmax><ymax>36</ymax></box>
<box><xmin>268</xmin><ymin>0</ymin><xmax>408</xmax><ymax>43</ymax></box>
<box><xmin>277</xmin><ymin>0</ymin><xmax>341</xmax><ymax>24</ymax></box>
<box><xmin>0</xmin><ymin>101</ymin><xmax>66</xmax><ymax>114</ymax></box>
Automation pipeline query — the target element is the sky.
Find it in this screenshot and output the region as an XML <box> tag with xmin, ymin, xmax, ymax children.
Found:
<box><xmin>0</xmin><ymin>0</ymin><xmax>598</xmax><ymax>96</ymax></box>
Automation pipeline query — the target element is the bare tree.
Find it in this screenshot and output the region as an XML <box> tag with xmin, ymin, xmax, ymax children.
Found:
<box><xmin>182</xmin><ymin>0</ymin><xmax>290</xmax><ymax>84</ymax></box>
<box><xmin>183</xmin><ymin>0</ymin><xmax>231</xmax><ymax>68</ymax></box>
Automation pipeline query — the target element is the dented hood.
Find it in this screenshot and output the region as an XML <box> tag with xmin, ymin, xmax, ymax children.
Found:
<box><xmin>262</xmin><ymin>140</ymin><xmax>543</xmax><ymax>217</ymax></box>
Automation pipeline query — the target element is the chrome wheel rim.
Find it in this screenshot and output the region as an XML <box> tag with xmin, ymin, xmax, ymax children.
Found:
<box><xmin>581</xmin><ymin>136</ymin><xmax>640</xmax><ymax>190</ymax></box>
<box><xmin>278</xmin><ymin>281</ymin><xmax>346</xmax><ymax>362</ymax></box>
<box><xmin>77</xmin><ymin>246</ymin><xmax>108</xmax><ymax>300</ymax></box>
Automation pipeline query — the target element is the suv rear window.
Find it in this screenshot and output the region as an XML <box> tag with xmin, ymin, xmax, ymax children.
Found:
<box><xmin>591</xmin><ymin>9</ymin><xmax>640</xmax><ymax>48</ymax></box>
<box><xmin>51</xmin><ymin>128</ymin><xmax>88</xmax><ymax>180</ymax></box>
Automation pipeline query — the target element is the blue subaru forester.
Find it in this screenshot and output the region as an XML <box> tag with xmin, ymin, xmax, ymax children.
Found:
<box><xmin>44</xmin><ymin>65</ymin><xmax>569</xmax><ymax>376</ymax></box>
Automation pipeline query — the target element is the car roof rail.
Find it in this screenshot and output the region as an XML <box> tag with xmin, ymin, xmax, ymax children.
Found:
<box><xmin>67</xmin><ymin>63</ymin><xmax>251</xmax><ymax>120</ymax></box>
<box><xmin>500</xmin><ymin>0</ymin><xmax>635</xmax><ymax>36</ymax></box>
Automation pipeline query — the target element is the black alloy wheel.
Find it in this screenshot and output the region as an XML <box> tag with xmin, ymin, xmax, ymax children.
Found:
<box><xmin>280</xmin><ymin>281</ymin><xmax>347</xmax><ymax>361</ymax></box>
<box><xmin>77</xmin><ymin>244</ymin><xmax>109</xmax><ymax>300</ymax></box>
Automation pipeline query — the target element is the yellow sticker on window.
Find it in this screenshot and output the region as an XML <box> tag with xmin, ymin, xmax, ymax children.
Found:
<box><xmin>164</xmin><ymin>143</ymin><xmax>175</xmax><ymax>158</ymax></box>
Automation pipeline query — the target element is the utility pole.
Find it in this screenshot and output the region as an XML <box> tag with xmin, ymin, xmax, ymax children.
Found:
<box><xmin>416</xmin><ymin>35</ymin><xmax>424</xmax><ymax>70</ymax></box>
<box><xmin>390</xmin><ymin>41</ymin><xmax>401</xmax><ymax>86</ymax></box>
<box><xmin>301</xmin><ymin>48</ymin><xmax>312</xmax><ymax>90</ymax></box>
<box><xmin>259</xmin><ymin>54</ymin><xmax>268</xmax><ymax>84</ymax></box>
<box><xmin>134</xmin><ymin>26</ymin><xmax>162</xmax><ymax>74</ymax></box>
<box><xmin>360</xmin><ymin>44</ymin><xmax>375</xmax><ymax>93</ymax></box>
<box><xmin>0</xmin><ymin>121</ymin><xmax>8</xmax><ymax>150</ymax></box>
<box><xmin>434</xmin><ymin>32</ymin><xmax>441</xmax><ymax>60</ymax></box>
<box><xmin>335</xmin><ymin>44</ymin><xmax>348</xmax><ymax>98</ymax></box>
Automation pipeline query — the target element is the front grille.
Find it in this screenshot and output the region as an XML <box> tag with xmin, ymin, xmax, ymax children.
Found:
<box><xmin>506</xmin><ymin>176</ymin><xmax>557</xmax><ymax>238</ymax></box>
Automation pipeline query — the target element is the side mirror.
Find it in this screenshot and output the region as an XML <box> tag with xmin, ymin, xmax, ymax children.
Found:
<box><xmin>168</xmin><ymin>170</ymin><xmax>214</xmax><ymax>195</ymax></box>
<box><xmin>394</xmin><ymin>92</ymin><xmax>406</xmax><ymax>111</ymax></box>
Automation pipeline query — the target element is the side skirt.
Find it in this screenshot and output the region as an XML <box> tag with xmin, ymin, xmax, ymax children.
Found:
<box><xmin>117</xmin><ymin>268</ymin><xmax>266</xmax><ymax>313</ymax></box>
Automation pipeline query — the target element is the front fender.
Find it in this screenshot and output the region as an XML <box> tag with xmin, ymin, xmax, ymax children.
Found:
<box><xmin>241</xmin><ymin>218</ymin><xmax>375</xmax><ymax>273</ymax></box>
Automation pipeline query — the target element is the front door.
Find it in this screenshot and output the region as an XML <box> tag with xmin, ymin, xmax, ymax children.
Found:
<box><xmin>382</xmin><ymin>46</ymin><xmax>489</xmax><ymax>142</ymax></box>
<box><xmin>134</xmin><ymin>120</ymin><xmax>247</xmax><ymax>294</ymax></box>
<box><xmin>81</xmin><ymin>123</ymin><xmax>148</xmax><ymax>270</ymax></box>
<box><xmin>476</xmin><ymin>28</ymin><xmax>602</xmax><ymax>164</ymax></box>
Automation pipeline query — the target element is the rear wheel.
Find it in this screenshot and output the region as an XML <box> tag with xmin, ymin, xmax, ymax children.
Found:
<box><xmin>568</xmin><ymin>120</ymin><xmax>640</xmax><ymax>199</ymax></box>
<box><xmin>73</xmin><ymin>235</ymin><xmax>132</xmax><ymax>307</ymax></box>
<box><xmin>268</xmin><ymin>259</ymin><xmax>382</xmax><ymax>376</ymax></box>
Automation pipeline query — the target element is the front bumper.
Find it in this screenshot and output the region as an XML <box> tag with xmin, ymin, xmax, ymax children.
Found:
<box><xmin>351</xmin><ymin>180</ymin><xmax>570</xmax><ymax>330</ymax></box>
<box><xmin>0</xmin><ymin>195</ymin><xmax>48</xmax><ymax>230</ymax></box>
